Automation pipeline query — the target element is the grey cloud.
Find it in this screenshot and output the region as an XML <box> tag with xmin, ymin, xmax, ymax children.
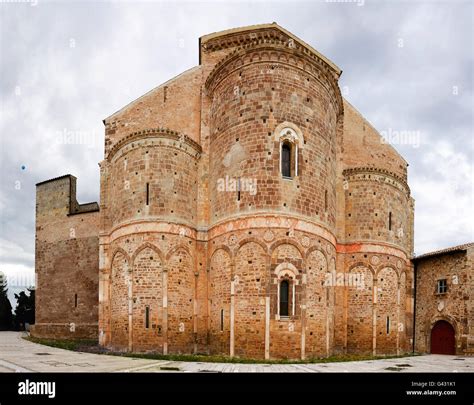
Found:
<box><xmin>0</xmin><ymin>0</ymin><xmax>472</xmax><ymax>281</ymax></box>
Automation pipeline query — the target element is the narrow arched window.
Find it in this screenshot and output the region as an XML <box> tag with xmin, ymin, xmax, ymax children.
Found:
<box><xmin>280</xmin><ymin>280</ymin><xmax>289</xmax><ymax>316</ymax></box>
<box><xmin>281</xmin><ymin>142</ymin><xmax>292</xmax><ymax>178</ymax></box>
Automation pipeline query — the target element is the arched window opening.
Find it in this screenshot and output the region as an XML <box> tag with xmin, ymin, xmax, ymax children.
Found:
<box><xmin>281</xmin><ymin>142</ymin><xmax>292</xmax><ymax>178</ymax></box>
<box><xmin>276</xmin><ymin>125</ymin><xmax>302</xmax><ymax>179</ymax></box>
<box><xmin>280</xmin><ymin>280</ymin><xmax>289</xmax><ymax>317</ymax></box>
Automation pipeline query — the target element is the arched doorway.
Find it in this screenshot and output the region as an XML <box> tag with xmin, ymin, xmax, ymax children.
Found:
<box><xmin>430</xmin><ymin>320</ymin><xmax>455</xmax><ymax>355</ymax></box>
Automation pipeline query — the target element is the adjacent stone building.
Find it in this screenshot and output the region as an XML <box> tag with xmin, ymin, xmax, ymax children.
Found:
<box><xmin>32</xmin><ymin>23</ymin><xmax>472</xmax><ymax>359</ymax></box>
<box><xmin>34</xmin><ymin>175</ymin><xmax>99</xmax><ymax>338</ymax></box>
<box><xmin>414</xmin><ymin>243</ymin><xmax>473</xmax><ymax>356</ymax></box>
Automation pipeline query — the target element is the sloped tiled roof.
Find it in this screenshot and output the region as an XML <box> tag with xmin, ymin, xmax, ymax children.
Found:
<box><xmin>413</xmin><ymin>242</ymin><xmax>474</xmax><ymax>261</ymax></box>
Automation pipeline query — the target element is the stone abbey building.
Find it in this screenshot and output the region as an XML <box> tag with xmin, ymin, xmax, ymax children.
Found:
<box><xmin>33</xmin><ymin>24</ymin><xmax>473</xmax><ymax>359</ymax></box>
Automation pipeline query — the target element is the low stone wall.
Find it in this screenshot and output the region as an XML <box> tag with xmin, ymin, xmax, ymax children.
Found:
<box><xmin>31</xmin><ymin>323</ymin><xmax>98</xmax><ymax>340</ymax></box>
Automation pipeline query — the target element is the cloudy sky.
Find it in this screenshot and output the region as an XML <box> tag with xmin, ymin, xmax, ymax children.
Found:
<box><xmin>0</xmin><ymin>0</ymin><xmax>472</xmax><ymax>287</ymax></box>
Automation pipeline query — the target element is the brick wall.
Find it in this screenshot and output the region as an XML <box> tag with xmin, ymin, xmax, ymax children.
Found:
<box><xmin>340</xmin><ymin>252</ymin><xmax>413</xmax><ymax>356</ymax></box>
<box><xmin>207</xmin><ymin>48</ymin><xmax>338</xmax><ymax>229</ymax></box>
<box><xmin>107</xmin><ymin>135</ymin><xmax>199</xmax><ymax>228</ymax></box>
<box><xmin>35</xmin><ymin>24</ymin><xmax>421</xmax><ymax>359</ymax></box>
<box><xmin>104</xmin><ymin>67</ymin><xmax>202</xmax><ymax>155</ymax></box>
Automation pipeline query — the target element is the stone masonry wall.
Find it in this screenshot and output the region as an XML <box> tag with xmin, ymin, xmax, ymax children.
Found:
<box><xmin>103</xmin><ymin>232</ymin><xmax>199</xmax><ymax>354</ymax></box>
<box><xmin>343</xmin><ymin>172</ymin><xmax>412</xmax><ymax>254</ymax></box>
<box><xmin>33</xmin><ymin>175</ymin><xmax>99</xmax><ymax>339</ymax></box>
<box><xmin>415</xmin><ymin>247</ymin><xmax>473</xmax><ymax>355</ymax></box>
<box><xmin>207</xmin><ymin>46</ymin><xmax>338</xmax><ymax>230</ymax></box>
<box><xmin>104</xmin><ymin>67</ymin><xmax>202</xmax><ymax>155</ymax></box>
<box><xmin>35</xmin><ymin>24</ymin><xmax>422</xmax><ymax>360</ymax></box>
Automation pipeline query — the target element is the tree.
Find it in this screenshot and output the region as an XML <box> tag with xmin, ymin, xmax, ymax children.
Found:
<box><xmin>13</xmin><ymin>287</ymin><xmax>35</xmax><ymax>331</ymax></box>
<box><xmin>0</xmin><ymin>283</ymin><xmax>13</xmax><ymax>330</ymax></box>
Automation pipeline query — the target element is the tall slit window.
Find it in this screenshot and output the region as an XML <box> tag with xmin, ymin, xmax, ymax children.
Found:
<box><xmin>145</xmin><ymin>306</ymin><xmax>150</xmax><ymax>329</ymax></box>
<box><xmin>146</xmin><ymin>183</ymin><xmax>150</xmax><ymax>205</ymax></box>
<box><xmin>220</xmin><ymin>309</ymin><xmax>224</xmax><ymax>332</ymax></box>
<box><xmin>279</xmin><ymin>280</ymin><xmax>289</xmax><ymax>316</ymax></box>
<box><xmin>388</xmin><ymin>211</ymin><xmax>392</xmax><ymax>230</ymax></box>
<box><xmin>281</xmin><ymin>142</ymin><xmax>292</xmax><ymax>178</ymax></box>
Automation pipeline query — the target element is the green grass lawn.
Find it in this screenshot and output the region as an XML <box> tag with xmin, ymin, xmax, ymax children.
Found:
<box><xmin>25</xmin><ymin>335</ymin><xmax>419</xmax><ymax>365</ymax></box>
<box><xmin>26</xmin><ymin>336</ymin><xmax>98</xmax><ymax>352</ymax></box>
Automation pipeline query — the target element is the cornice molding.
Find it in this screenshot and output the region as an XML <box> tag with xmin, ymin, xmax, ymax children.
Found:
<box><xmin>204</xmin><ymin>43</ymin><xmax>343</xmax><ymax>117</ymax></box>
<box><xmin>106</xmin><ymin>128</ymin><xmax>202</xmax><ymax>162</ymax></box>
<box><xmin>343</xmin><ymin>167</ymin><xmax>410</xmax><ymax>195</ymax></box>
<box><xmin>201</xmin><ymin>24</ymin><xmax>341</xmax><ymax>76</ymax></box>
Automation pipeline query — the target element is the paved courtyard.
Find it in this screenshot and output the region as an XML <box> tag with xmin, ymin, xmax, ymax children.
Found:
<box><xmin>0</xmin><ymin>332</ymin><xmax>472</xmax><ymax>373</ymax></box>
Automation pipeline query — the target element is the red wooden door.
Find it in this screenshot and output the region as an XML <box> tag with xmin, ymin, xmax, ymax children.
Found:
<box><xmin>430</xmin><ymin>320</ymin><xmax>455</xmax><ymax>355</ymax></box>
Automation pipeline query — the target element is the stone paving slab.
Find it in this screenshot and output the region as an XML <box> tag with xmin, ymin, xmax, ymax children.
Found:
<box><xmin>0</xmin><ymin>332</ymin><xmax>166</xmax><ymax>373</ymax></box>
<box><xmin>0</xmin><ymin>332</ymin><xmax>473</xmax><ymax>373</ymax></box>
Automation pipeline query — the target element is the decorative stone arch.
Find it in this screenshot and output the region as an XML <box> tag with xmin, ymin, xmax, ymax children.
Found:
<box><xmin>375</xmin><ymin>264</ymin><xmax>401</xmax><ymax>281</ymax></box>
<box><xmin>165</xmin><ymin>244</ymin><xmax>193</xmax><ymax>262</ymax></box>
<box><xmin>164</xmin><ymin>243</ymin><xmax>195</xmax><ymax>354</ymax></box>
<box><xmin>305</xmin><ymin>246</ymin><xmax>329</xmax><ymax>269</ymax></box>
<box><xmin>208</xmin><ymin>244</ymin><xmax>234</xmax><ymax>265</ymax></box>
<box><xmin>204</xmin><ymin>42</ymin><xmax>343</xmax><ymax>117</ymax></box>
<box><xmin>374</xmin><ymin>265</ymin><xmax>399</xmax><ymax>301</ymax></box>
<box><xmin>131</xmin><ymin>242</ymin><xmax>163</xmax><ymax>267</ymax></box>
<box><xmin>234</xmin><ymin>237</ymin><xmax>270</xmax><ymax>258</ymax></box>
<box><xmin>427</xmin><ymin>314</ymin><xmax>460</xmax><ymax>337</ymax></box>
<box><xmin>374</xmin><ymin>265</ymin><xmax>400</xmax><ymax>354</ymax></box>
<box><xmin>207</xmin><ymin>246</ymin><xmax>232</xmax><ymax>354</ymax></box>
<box><xmin>329</xmin><ymin>257</ymin><xmax>336</xmax><ymax>272</ymax></box>
<box><xmin>347</xmin><ymin>261</ymin><xmax>376</xmax><ymax>277</ymax></box>
<box><xmin>426</xmin><ymin>315</ymin><xmax>460</xmax><ymax>354</ymax></box>
<box><xmin>106</xmin><ymin>127</ymin><xmax>202</xmax><ymax>163</ymax></box>
<box><xmin>111</xmin><ymin>247</ymin><xmax>129</xmax><ymax>263</ymax></box>
<box><xmin>398</xmin><ymin>269</ymin><xmax>407</xmax><ymax>288</ymax></box>
<box><xmin>209</xmin><ymin>246</ymin><xmax>233</xmax><ymax>278</ymax></box>
<box><xmin>274</xmin><ymin>122</ymin><xmax>304</xmax><ymax>178</ymax></box>
<box><xmin>269</xmin><ymin>238</ymin><xmax>305</xmax><ymax>262</ymax></box>
<box><xmin>233</xmin><ymin>238</ymin><xmax>270</xmax><ymax>290</ymax></box>
<box><xmin>274</xmin><ymin>262</ymin><xmax>300</xmax><ymax>278</ymax></box>
<box><xmin>305</xmin><ymin>247</ymin><xmax>329</xmax><ymax>301</ymax></box>
<box><xmin>110</xmin><ymin>248</ymin><xmax>130</xmax><ymax>276</ymax></box>
<box><xmin>109</xmin><ymin>246</ymin><xmax>132</xmax><ymax>350</ymax></box>
<box><xmin>269</xmin><ymin>240</ymin><xmax>305</xmax><ymax>321</ymax></box>
<box><xmin>345</xmin><ymin>262</ymin><xmax>374</xmax><ymax>294</ymax></box>
<box><xmin>397</xmin><ymin>270</ymin><xmax>408</xmax><ymax>350</ymax></box>
<box><xmin>346</xmin><ymin>262</ymin><xmax>376</xmax><ymax>354</ymax></box>
<box><xmin>274</xmin><ymin>262</ymin><xmax>299</xmax><ymax>318</ymax></box>
<box><xmin>327</xmin><ymin>257</ymin><xmax>337</xmax><ymax>306</ymax></box>
<box><xmin>273</xmin><ymin>121</ymin><xmax>305</xmax><ymax>148</ymax></box>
